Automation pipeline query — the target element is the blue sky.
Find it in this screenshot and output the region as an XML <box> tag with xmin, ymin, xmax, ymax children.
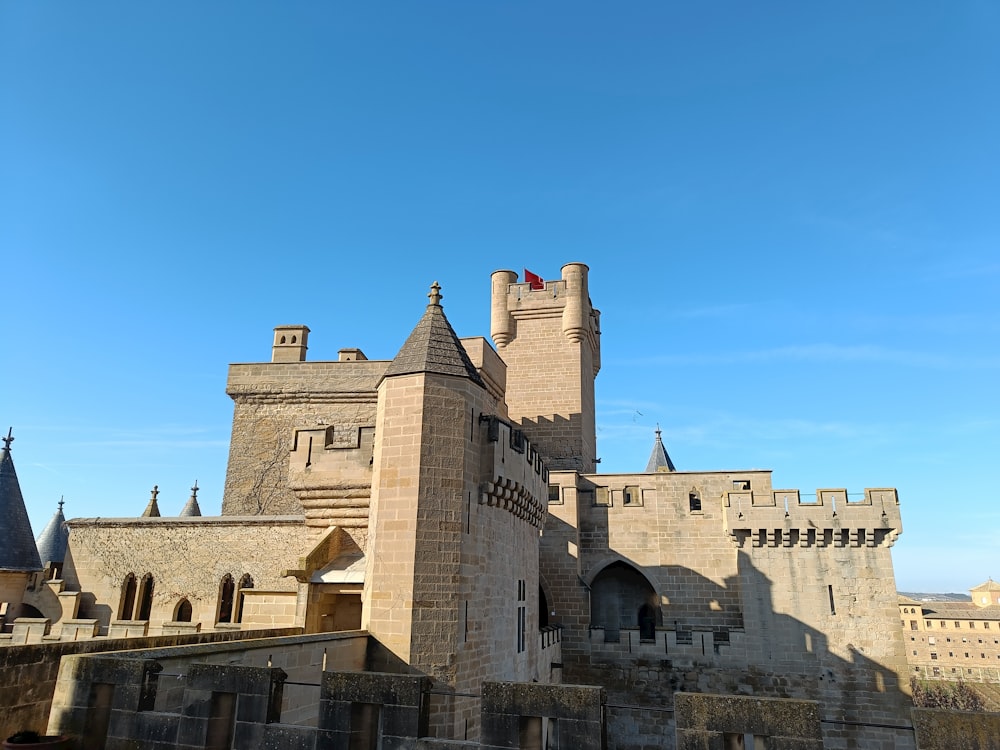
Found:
<box><xmin>2</xmin><ymin>3</ymin><xmax>997</xmax><ymax>592</ymax></box>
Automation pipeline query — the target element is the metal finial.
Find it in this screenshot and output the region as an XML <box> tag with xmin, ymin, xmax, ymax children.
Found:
<box><xmin>191</xmin><ymin>480</ymin><xmax>199</xmax><ymax>498</ymax></box>
<box><xmin>58</xmin><ymin>496</ymin><xmax>65</xmax><ymax>512</ymax></box>
<box><xmin>2</xmin><ymin>427</ymin><xmax>13</xmax><ymax>450</ymax></box>
<box><xmin>428</xmin><ymin>281</ymin><xmax>442</xmax><ymax>307</ymax></box>
<box><xmin>151</xmin><ymin>485</ymin><xmax>159</xmax><ymax>501</ymax></box>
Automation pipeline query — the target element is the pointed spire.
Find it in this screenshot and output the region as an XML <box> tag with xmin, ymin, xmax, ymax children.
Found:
<box><xmin>142</xmin><ymin>485</ymin><xmax>161</xmax><ymax>518</ymax></box>
<box><xmin>179</xmin><ymin>481</ymin><xmax>202</xmax><ymax>517</ymax></box>
<box><xmin>36</xmin><ymin>496</ymin><xmax>69</xmax><ymax>566</ymax></box>
<box><xmin>0</xmin><ymin>428</ymin><xmax>43</xmax><ymax>572</ymax></box>
<box><xmin>381</xmin><ymin>282</ymin><xmax>484</xmax><ymax>385</ymax></box>
<box><xmin>644</xmin><ymin>425</ymin><xmax>676</xmax><ymax>473</ymax></box>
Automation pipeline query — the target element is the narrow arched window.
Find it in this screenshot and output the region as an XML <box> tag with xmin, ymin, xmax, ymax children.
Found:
<box><xmin>136</xmin><ymin>574</ymin><xmax>154</xmax><ymax>621</ymax></box>
<box><xmin>217</xmin><ymin>575</ymin><xmax>236</xmax><ymax>623</ymax></box>
<box><xmin>119</xmin><ymin>574</ymin><xmax>137</xmax><ymax>620</ymax></box>
<box><xmin>235</xmin><ymin>574</ymin><xmax>254</xmax><ymax>624</ymax></box>
<box><xmin>174</xmin><ymin>598</ymin><xmax>193</xmax><ymax>622</ymax></box>
<box><xmin>689</xmin><ymin>490</ymin><xmax>702</xmax><ymax>513</ymax></box>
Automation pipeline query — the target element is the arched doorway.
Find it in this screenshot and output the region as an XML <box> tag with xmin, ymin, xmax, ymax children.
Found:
<box><xmin>589</xmin><ymin>561</ymin><xmax>658</xmax><ymax>643</ymax></box>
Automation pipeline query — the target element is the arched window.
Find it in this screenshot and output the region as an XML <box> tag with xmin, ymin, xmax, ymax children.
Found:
<box><xmin>136</xmin><ymin>574</ymin><xmax>154</xmax><ymax>621</ymax></box>
<box><xmin>235</xmin><ymin>574</ymin><xmax>254</xmax><ymax>624</ymax></box>
<box><xmin>174</xmin><ymin>598</ymin><xmax>193</xmax><ymax>622</ymax></box>
<box><xmin>217</xmin><ymin>575</ymin><xmax>236</xmax><ymax>623</ymax></box>
<box><xmin>589</xmin><ymin>561</ymin><xmax>658</xmax><ymax>643</ymax></box>
<box><xmin>119</xmin><ymin>573</ymin><xmax>137</xmax><ymax>620</ymax></box>
<box><xmin>280</xmin><ymin>335</ymin><xmax>287</xmax><ymax>344</ymax></box>
<box><xmin>689</xmin><ymin>489</ymin><xmax>702</xmax><ymax>513</ymax></box>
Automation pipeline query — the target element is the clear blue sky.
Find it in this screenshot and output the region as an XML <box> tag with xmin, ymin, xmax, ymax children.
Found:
<box><xmin>2</xmin><ymin>3</ymin><xmax>997</xmax><ymax>592</ymax></box>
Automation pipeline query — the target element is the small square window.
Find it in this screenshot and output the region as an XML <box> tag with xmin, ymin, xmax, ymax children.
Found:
<box><xmin>732</xmin><ymin>479</ymin><xmax>751</xmax><ymax>490</ymax></box>
<box><xmin>594</xmin><ymin>487</ymin><xmax>611</xmax><ymax>506</ymax></box>
<box><xmin>623</xmin><ymin>486</ymin><xmax>642</xmax><ymax>506</ymax></box>
<box><xmin>547</xmin><ymin>485</ymin><xmax>562</xmax><ymax>504</ymax></box>
<box><xmin>930</xmin><ymin>653</ymin><xmax>938</xmax><ymax>660</ymax></box>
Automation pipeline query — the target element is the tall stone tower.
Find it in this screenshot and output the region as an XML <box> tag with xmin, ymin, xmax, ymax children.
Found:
<box><xmin>490</xmin><ymin>263</ymin><xmax>601</xmax><ymax>472</ymax></box>
<box><xmin>364</xmin><ymin>283</ymin><xmax>547</xmax><ymax>739</ymax></box>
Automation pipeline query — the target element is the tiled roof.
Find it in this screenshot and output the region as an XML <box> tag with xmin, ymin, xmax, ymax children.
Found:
<box><xmin>644</xmin><ymin>428</ymin><xmax>676</xmax><ymax>473</ymax></box>
<box><xmin>0</xmin><ymin>433</ymin><xmax>43</xmax><ymax>572</ymax></box>
<box><xmin>919</xmin><ymin>602</ymin><xmax>1000</xmax><ymax>621</ymax></box>
<box><xmin>36</xmin><ymin>499</ymin><xmax>69</xmax><ymax>566</ymax></box>
<box><xmin>382</xmin><ymin>282</ymin><xmax>484</xmax><ymax>386</ymax></box>
<box><xmin>972</xmin><ymin>579</ymin><xmax>1000</xmax><ymax>592</ymax></box>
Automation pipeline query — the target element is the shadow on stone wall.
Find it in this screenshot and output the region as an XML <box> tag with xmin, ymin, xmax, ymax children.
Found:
<box><xmin>541</xmin><ymin>512</ymin><xmax>914</xmax><ymax>750</ymax></box>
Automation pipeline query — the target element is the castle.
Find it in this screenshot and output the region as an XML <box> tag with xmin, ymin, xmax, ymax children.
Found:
<box><xmin>1</xmin><ymin>264</ymin><xmax>921</xmax><ymax>748</ymax></box>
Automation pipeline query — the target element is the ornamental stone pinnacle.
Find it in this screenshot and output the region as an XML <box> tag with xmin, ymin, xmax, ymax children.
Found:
<box><xmin>428</xmin><ymin>281</ymin><xmax>442</xmax><ymax>307</ymax></box>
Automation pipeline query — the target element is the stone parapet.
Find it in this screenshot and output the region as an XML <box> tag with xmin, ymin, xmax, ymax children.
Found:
<box><xmin>725</xmin><ymin>487</ymin><xmax>902</xmax><ymax>548</ymax></box>
<box><xmin>226</xmin><ymin>360</ymin><xmax>388</xmax><ymax>401</ymax></box>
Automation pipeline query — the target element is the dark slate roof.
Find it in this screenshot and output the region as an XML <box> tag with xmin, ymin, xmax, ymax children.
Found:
<box><xmin>179</xmin><ymin>482</ymin><xmax>202</xmax><ymax>517</ymax></box>
<box><xmin>381</xmin><ymin>282</ymin><xmax>484</xmax><ymax>386</ymax></box>
<box><xmin>0</xmin><ymin>433</ymin><xmax>43</xmax><ymax>572</ymax></box>
<box><xmin>644</xmin><ymin>428</ymin><xmax>676</xmax><ymax>473</ymax></box>
<box><xmin>36</xmin><ymin>499</ymin><xmax>69</xmax><ymax>566</ymax></box>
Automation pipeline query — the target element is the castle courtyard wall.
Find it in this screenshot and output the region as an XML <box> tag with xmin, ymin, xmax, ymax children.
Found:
<box><xmin>60</xmin><ymin>517</ymin><xmax>314</xmax><ymax>634</ymax></box>
<box><xmin>0</xmin><ymin>625</ymin><xmax>301</xmax><ymax>741</ymax></box>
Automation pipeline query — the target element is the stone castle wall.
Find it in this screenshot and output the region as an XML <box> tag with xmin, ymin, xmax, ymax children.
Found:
<box><xmin>222</xmin><ymin>360</ymin><xmax>387</xmax><ymax>516</ymax></box>
<box><xmin>60</xmin><ymin>517</ymin><xmax>314</xmax><ymax>632</ymax></box>
<box><xmin>0</xmin><ymin>626</ymin><xmax>302</xmax><ymax>741</ymax></box>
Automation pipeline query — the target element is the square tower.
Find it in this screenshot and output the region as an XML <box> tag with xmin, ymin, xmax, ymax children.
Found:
<box><xmin>490</xmin><ymin>263</ymin><xmax>601</xmax><ymax>472</ymax></box>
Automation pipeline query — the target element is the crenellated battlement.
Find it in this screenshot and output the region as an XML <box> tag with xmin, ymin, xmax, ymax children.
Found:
<box><xmin>724</xmin><ymin>487</ymin><xmax>901</xmax><ymax>548</ymax></box>
<box><xmin>477</xmin><ymin>414</ymin><xmax>549</xmax><ymax>528</ymax></box>
<box><xmin>286</xmin><ymin>426</ymin><xmax>375</xmax><ymax>530</ymax></box>
<box><xmin>490</xmin><ymin>263</ymin><xmax>601</xmax><ymax>365</ymax></box>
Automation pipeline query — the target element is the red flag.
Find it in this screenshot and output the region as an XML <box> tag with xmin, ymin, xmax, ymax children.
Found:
<box><xmin>524</xmin><ymin>268</ymin><xmax>544</xmax><ymax>290</ymax></box>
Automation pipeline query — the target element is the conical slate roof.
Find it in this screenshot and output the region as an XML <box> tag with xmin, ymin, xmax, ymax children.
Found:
<box><xmin>36</xmin><ymin>498</ymin><xmax>69</xmax><ymax>566</ymax></box>
<box><xmin>142</xmin><ymin>486</ymin><xmax>162</xmax><ymax>518</ymax></box>
<box><xmin>382</xmin><ymin>282</ymin><xmax>484</xmax><ymax>386</ymax></box>
<box><xmin>179</xmin><ymin>481</ymin><xmax>202</xmax><ymax>517</ymax></box>
<box><xmin>0</xmin><ymin>430</ymin><xmax>43</xmax><ymax>572</ymax></box>
<box><xmin>644</xmin><ymin>427</ymin><xmax>676</xmax><ymax>473</ymax></box>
